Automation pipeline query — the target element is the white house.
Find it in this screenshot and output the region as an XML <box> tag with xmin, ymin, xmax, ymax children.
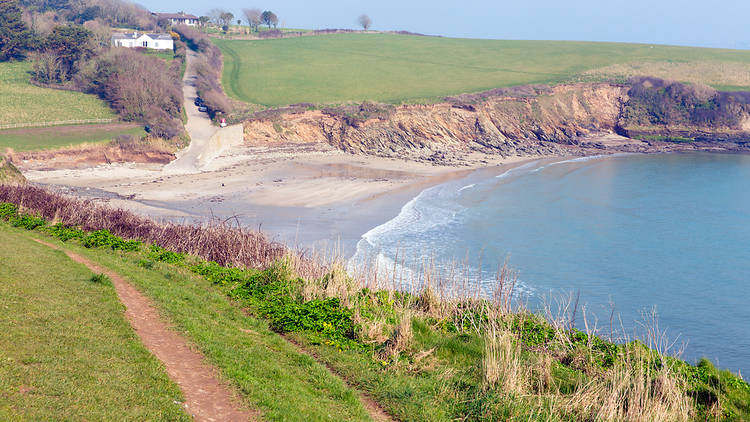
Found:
<box><xmin>152</xmin><ymin>12</ymin><xmax>199</xmax><ymax>26</ymax></box>
<box><xmin>111</xmin><ymin>31</ymin><xmax>174</xmax><ymax>50</ymax></box>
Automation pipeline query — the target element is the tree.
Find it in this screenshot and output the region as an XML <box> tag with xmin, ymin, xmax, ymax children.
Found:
<box><xmin>358</xmin><ymin>14</ymin><xmax>372</xmax><ymax>30</ymax></box>
<box><xmin>0</xmin><ymin>0</ymin><xmax>33</xmax><ymax>61</ymax></box>
<box><xmin>260</xmin><ymin>10</ymin><xmax>278</xmax><ymax>28</ymax></box>
<box><xmin>242</xmin><ymin>8</ymin><xmax>261</xmax><ymax>32</ymax></box>
<box><xmin>219</xmin><ymin>12</ymin><xmax>234</xmax><ymax>28</ymax></box>
<box><xmin>44</xmin><ymin>24</ymin><xmax>94</xmax><ymax>79</ymax></box>
<box><xmin>198</xmin><ymin>16</ymin><xmax>210</xmax><ymax>26</ymax></box>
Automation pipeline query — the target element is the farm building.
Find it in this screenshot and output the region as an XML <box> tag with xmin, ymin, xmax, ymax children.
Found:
<box><xmin>111</xmin><ymin>32</ymin><xmax>174</xmax><ymax>50</ymax></box>
<box><xmin>152</xmin><ymin>12</ymin><xmax>200</xmax><ymax>26</ymax></box>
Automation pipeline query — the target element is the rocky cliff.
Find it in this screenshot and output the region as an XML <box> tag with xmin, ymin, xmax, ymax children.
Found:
<box><xmin>243</xmin><ymin>82</ymin><xmax>750</xmax><ymax>164</ymax></box>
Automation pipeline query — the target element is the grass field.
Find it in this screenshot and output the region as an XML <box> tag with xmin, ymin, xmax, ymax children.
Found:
<box><xmin>0</xmin><ymin>124</ymin><xmax>145</xmax><ymax>152</ymax></box>
<box><xmin>214</xmin><ymin>33</ymin><xmax>750</xmax><ymax>107</ymax></box>
<box><xmin>0</xmin><ymin>225</ymin><xmax>189</xmax><ymax>421</ymax></box>
<box><xmin>0</xmin><ymin>61</ymin><xmax>115</xmax><ymax>126</ymax></box>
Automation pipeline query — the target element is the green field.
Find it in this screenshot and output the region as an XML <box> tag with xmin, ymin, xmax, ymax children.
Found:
<box><xmin>215</xmin><ymin>34</ymin><xmax>750</xmax><ymax>107</ymax></box>
<box><xmin>0</xmin><ymin>124</ymin><xmax>145</xmax><ymax>152</ymax></box>
<box><xmin>0</xmin><ymin>61</ymin><xmax>115</xmax><ymax>126</ymax></box>
<box><xmin>0</xmin><ymin>226</ymin><xmax>189</xmax><ymax>420</ymax></box>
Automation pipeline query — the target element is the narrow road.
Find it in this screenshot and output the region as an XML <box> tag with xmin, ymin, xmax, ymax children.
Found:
<box><xmin>33</xmin><ymin>239</ymin><xmax>258</xmax><ymax>422</ymax></box>
<box><xmin>164</xmin><ymin>49</ymin><xmax>220</xmax><ymax>174</ymax></box>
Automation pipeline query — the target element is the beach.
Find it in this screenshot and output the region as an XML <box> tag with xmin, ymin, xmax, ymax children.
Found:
<box><xmin>22</xmin><ymin>140</ymin><xmax>541</xmax><ymax>255</ymax></box>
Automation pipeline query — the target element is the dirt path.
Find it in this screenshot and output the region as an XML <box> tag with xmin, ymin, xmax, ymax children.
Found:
<box><xmin>164</xmin><ymin>49</ymin><xmax>220</xmax><ymax>174</ymax></box>
<box><xmin>33</xmin><ymin>239</ymin><xmax>258</xmax><ymax>422</ymax></box>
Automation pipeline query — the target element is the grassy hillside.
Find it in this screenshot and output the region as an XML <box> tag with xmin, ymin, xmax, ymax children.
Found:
<box><xmin>0</xmin><ymin>61</ymin><xmax>115</xmax><ymax>127</ymax></box>
<box><xmin>0</xmin><ymin>124</ymin><xmax>145</xmax><ymax>152</ymax></box>
<box><xmin>1</xmin><ymin>187</ymin><xmax>748</xmax><ymax>421</ymax></box>
<box><xmin>0</xmin><ymin>225</ymin><xmax>189</xmax><ymax>420</ymax></box>
<box><xmin>215</xmin><ymin>34</ymin><xmax>750</xmax><ymax>107</ymax></box>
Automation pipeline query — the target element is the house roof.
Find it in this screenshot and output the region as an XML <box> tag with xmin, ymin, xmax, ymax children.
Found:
<box><xmin>152</xmin><ymin>12</ymin><xmax>199</xmax><ymax>20</ymax></box>
<box><xmin>112</xmin><ymin>32</ymin><xmax>173</xmax><ymax>41</ymax></box>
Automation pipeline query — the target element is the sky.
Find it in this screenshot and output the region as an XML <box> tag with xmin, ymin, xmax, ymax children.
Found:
<box><xmin>147</xmin><ymin>0</ymin><xmax>750</xmax><ymax>49</ymax></box>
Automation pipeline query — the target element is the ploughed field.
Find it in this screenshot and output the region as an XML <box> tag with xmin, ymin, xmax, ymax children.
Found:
<box><xmin>215</xmin><ymin>33</ymin><xmax>750</xmax><ymax>107</ymax></box>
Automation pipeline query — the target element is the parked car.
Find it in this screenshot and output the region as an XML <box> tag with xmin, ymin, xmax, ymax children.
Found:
<box><xmin>198</xmin><ymin>105</ymin><xmax>208</xmax><ymax>112</ymax></box>
<box><xmin>194</xmin><ymin>97</ymin><xmax>204</xmax><ymax>107</ymax></box>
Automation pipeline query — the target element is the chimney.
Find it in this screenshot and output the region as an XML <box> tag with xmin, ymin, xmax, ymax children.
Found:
<box><xmin>134</xmin><ymin>30</ymin><xmax>138</xmax><ymax>37</ymax></box>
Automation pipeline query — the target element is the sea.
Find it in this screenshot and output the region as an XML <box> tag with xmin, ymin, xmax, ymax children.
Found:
<box><xmin>350</xmin><ymin>152</ymin><xmax>750</xmax><ymax>376</ymax></box>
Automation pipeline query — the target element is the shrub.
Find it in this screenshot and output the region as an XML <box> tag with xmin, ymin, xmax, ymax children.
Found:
<box><xmin>82</xmin><ymin>229</ymin><xmax>140</xmax><ymax>251</ymax></box>
<box><xmin>44</xmin><ymin>222</ymin><xmax>85</xmax><ymax>241</ymax></box>
<box><xmin>148</xmin><ymin>244</ymin><xmax>184</xmax><ymax>264</ymax></box>
<box><xmin>0</xmin><ymin>202</ymin><xmax>18</xmax><ymax>220</ymax></box>
<box><xmin>10</xmin><ymin>213</ymin><xmax>46</xmax><ymax>230</ymax></box>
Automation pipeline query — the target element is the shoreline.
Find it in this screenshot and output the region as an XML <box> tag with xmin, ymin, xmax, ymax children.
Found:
<box><xmin>22</xmin><ymin>141</ymin><xmax>554</xmax><ymax>256</ymax></box>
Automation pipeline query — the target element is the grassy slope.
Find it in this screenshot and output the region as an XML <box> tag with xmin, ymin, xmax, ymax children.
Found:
<box><xmin>0</xmin><ymin>225</ymin><xmax>189</xmax><ymax>421</ymax></box>
<box><xmin>0</xmin><ymin>125</ymin><xmax>145</xmax><ymax>152</ymax></box>
<box><xmin>2</xmin><ymin>203</ymin><xmax>748</xmax><ymax>421</ymax></box>
<box><xmin>0</xmin><ymin>61</ymin><xmax>115</xmax><ymax>126</ymax></box>
<box><xmin>39</xmin><ymin>234</ymin><xmax>373</xmax><ymax>421</ymax></box>
<box><xmin>215</xmin><ymin>34</ymin><xmax>750</xmax><ymax>107</ymax></box>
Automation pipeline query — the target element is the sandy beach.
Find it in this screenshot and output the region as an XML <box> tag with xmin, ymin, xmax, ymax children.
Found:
<box><xmin>22</xmin><ymin>140</ymin><xmax>544</xmax><ymax>255</ymax></box>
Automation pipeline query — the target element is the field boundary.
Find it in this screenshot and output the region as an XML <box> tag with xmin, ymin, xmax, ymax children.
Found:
<box><xmin>0</xmin><ymin>118</ymin><xmax>115</xmax><ymax>130</ymax></box>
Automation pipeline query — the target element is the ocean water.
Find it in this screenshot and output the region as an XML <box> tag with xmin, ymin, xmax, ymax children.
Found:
<box><xmin>350</xmin><ymin>152</ymin><xmax>750</xmax><ymax>375</ymax></box>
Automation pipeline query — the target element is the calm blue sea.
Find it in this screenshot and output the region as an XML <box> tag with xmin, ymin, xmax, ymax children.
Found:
<box><xmin>350</xmin><ymin>152</ymin><xmax>750</xmax><ymax>375</ymax></box>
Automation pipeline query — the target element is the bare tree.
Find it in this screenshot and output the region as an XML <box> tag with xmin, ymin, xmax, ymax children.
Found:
<box><xmin>242</xmin><ymin>8</ymin><xmax>261</xmax><ymax>32</ymax></box>
<box><xmin>207</xmin><ymin>8</ymin><xmax>225</xmax><ymax>26</ymax></box>
<box><xmin>358</xmin><ymin>14</ymin><xmax>372</xmax><ymax>30</ymax></box>
<box><xmin>219</xmin><ymin>11</ymin><xmax>234</xmax><ymax>31</ymax></box>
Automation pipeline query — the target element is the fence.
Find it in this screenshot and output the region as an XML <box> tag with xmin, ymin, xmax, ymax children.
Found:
<box><xmin>0</xmin><ymin>118</ymin><xmax>115</xmax><ymax>131</ymax></box>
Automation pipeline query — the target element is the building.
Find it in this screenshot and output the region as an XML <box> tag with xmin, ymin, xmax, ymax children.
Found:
<box><xmin>111</xmin><ymin>31</ymin><xmax>174</xmax><ymax>50</ymax></box>
<box><xmin>152</xmin><ymin>12</ymin><xmax>199</xmax><ymax>26</ymax></box>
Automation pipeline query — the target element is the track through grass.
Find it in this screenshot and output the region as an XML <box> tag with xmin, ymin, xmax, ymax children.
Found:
<box><xmin>0</xmin><ymin>225</ymin><xmax>189</xmax><ymax>421</ymax></box>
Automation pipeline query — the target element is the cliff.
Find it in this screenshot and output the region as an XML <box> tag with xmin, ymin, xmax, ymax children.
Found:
<box><xmin>242</xmin><ymin>81</ymin><xmax>750</xmax><ymax>164</ymax></box>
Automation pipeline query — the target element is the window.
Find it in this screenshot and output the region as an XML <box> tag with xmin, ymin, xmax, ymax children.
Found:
<box><xmin>142</xmin><ymin>41</ymin><xmax>148</xmax><ymax>47</ymax></box>
<box><xmin>154</xmin><ymin>42</ymin><xmax>159</xmax><ymax>48</ymax></box>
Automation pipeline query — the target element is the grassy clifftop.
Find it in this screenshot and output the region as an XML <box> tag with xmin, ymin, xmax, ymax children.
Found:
<box><xmin>215</xmin><ymin>34</ymin><xmax>750</xmax><ymax>107</ymax></box>
<box><xmin>1</xmin><ymin>185</ymin><xmax>748</xmax><ymax>421</ymax></box>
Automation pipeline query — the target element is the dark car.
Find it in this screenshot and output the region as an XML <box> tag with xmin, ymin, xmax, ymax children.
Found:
<box><xmin>198</xmin><ymin>105</ymin><xmax>208</xmax><ymax>112</ymax></box>
<box><xmin>194</xmin><ymin>97</ymin><xmax>204</xmax><ymax>107</ymax></box>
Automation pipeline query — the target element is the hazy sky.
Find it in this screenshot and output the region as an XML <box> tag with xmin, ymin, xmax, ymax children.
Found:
<box><xmin>147</xmin><ymin>0</ymin><xmax>749</xmax><ymax>49</ymax></box>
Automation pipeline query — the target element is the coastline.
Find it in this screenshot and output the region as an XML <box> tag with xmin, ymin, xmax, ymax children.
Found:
<box><xmin>22</xmin><ymin>141</ymin><xmax>553</xmax><ymax>256</ymax></box>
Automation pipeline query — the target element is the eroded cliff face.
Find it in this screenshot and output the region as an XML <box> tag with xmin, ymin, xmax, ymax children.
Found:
<box><xmin>243</xmin><ymin>83</ymin><xmax>750</xmax><ymax>163</ymax></box>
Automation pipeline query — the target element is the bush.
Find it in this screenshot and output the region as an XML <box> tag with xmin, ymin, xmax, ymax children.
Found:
<box><xmin>82</xmin><ymin>229</ymin><xmax>140</xmax><ymax>251</ymax></box>
<box><xmin>148</xmin><ymin>244</ymin><xmax>185</xmax><ymax>264</ymax></box>
<box><xmin>10</xmin><ymin>213</ymin><xmax>46</xmax><ymax>230</ymax></box>
<box><xmin>45</xmin><ymin>222</ymin><xmax>85</xmax><ymax>241</ymax></box>
<box><xmin>0</xmin><ymin>202</ymin><xmax>18</xmax><ymax>219</ymax></box>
